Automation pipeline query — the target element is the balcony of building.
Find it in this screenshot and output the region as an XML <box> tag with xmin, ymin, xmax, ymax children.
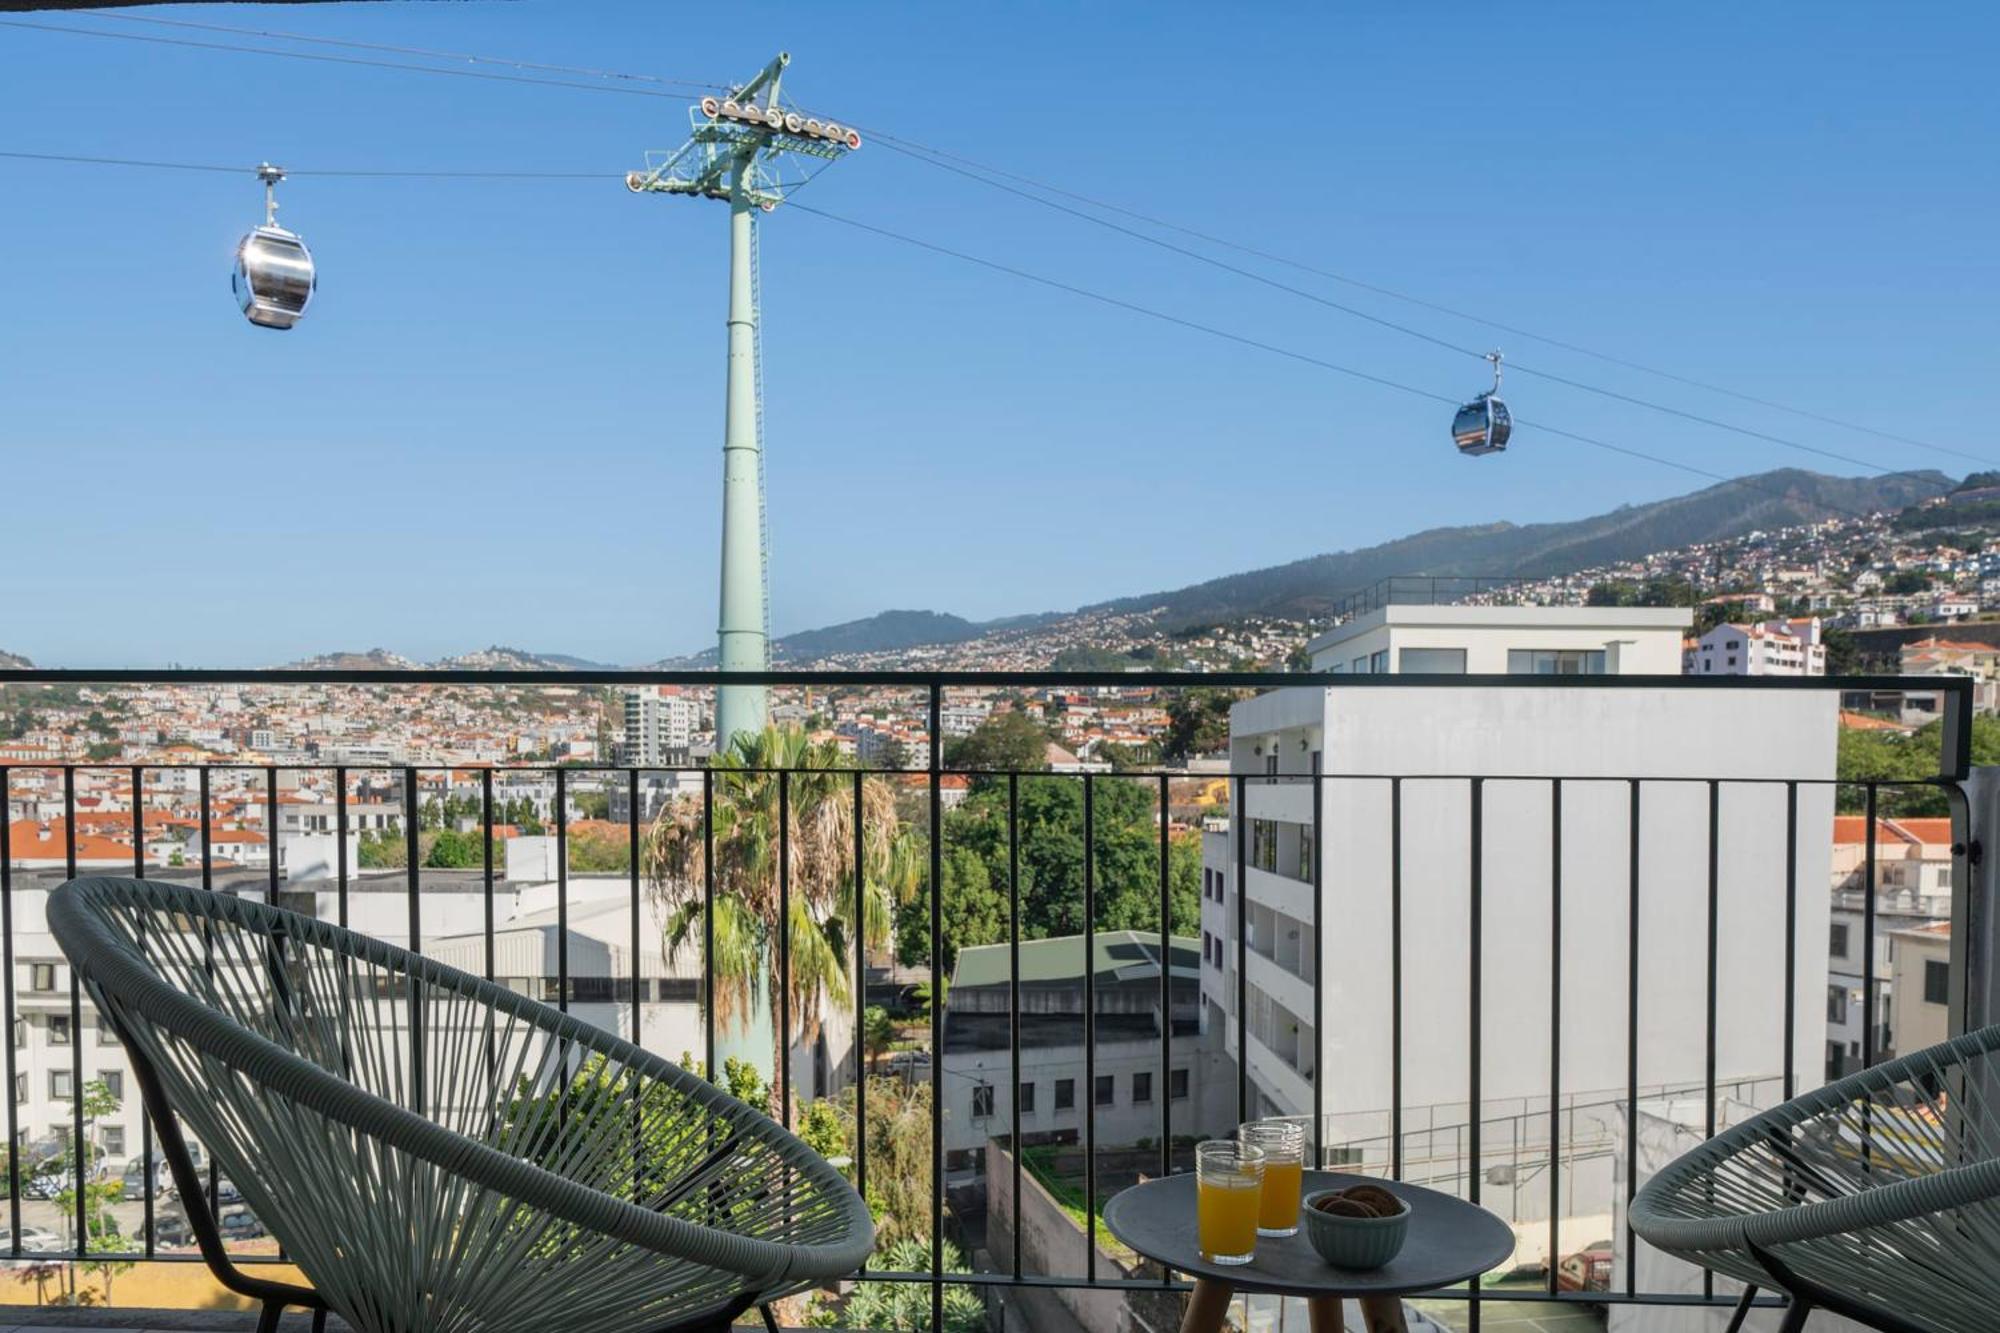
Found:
<box><xmin>0</xmin><ymin>666</ymin><xmax>1988</xmax><ymax>1333</ymax></box>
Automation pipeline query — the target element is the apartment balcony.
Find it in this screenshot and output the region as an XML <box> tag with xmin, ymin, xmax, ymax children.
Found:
<box><xmin>0</xmin><ymin>665</ymin><xmax>1986</xmax><ymax>1333</ymax></box>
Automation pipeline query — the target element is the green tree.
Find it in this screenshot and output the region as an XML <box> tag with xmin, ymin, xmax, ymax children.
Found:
<box><xmin>1162</xmin><ymin>689</ymin><xmax>1240</xmax><ymax>761</ymax></box>
<box><xmin>797</xmin><ymin>1098</ymin><xmax>846</xmax><ymax>1161</ymax></box>
<box><xmin>424</xmin><ymin>829</ymin><xmax>482</xmax><ymax>869</ymax></box>
<box><xmin>943</xmin><ymin>711</ymin><xmax>1049</xmax><ymax>777</ymax></box>
<box><xmin>572</xmin><ymin>790</ymin><xmax>611</xmax><ymax>821</ymax></box>
<box><xmin>860</xmin><ymin>1005</ymin><xmax>896</xmax><ymax>1073</ymax></box>
<box><xmin>644</xmin><ymin>727</ymin><xmax>920</xmax><ymax>1116</ymax></box>
<box><xmin>357</xmin><ymin>829</ymin><xmax>406</xmax><ymax>869</ymax></box>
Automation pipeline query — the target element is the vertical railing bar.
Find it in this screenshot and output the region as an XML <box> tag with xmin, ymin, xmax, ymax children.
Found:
<box><xmin>133</xmin><ymin>764</ymin><xmax>154</xmax><ymax>1259</ymax></box>
<box><xmin>265</xmin><ymin>763</ymin><xmax>279</xmax><ymax>900</ymax></box>
<box><xmin>65</xmin><ymin>768</ymin><xmax>85</xmax><ymax>1258</ymax></box>
<box><xmin>1157</xmin><ymin>771</ymin><xmax>1173</xmax><ymax>1185</ymax></box>
<box><xmin>1784</xmin><ymin>781</ymin><xmax>1798</xmax><ymax>1101</ymax></box>
<box><xmin>201</xmin><ymin>765</ymin><xmax>217</xmax><ymax>1218</ymax></box>
<box><xmin>404</xmin><ymin>766</ymin><xmax>423</xmax><ymax>1117</ymax></box>
<box><xmin>778</xmin><ymin>769</ymin><xmax>792</xmax><ymax>1129</ymax></box>
<box><xmin>1863</xmin><ymin>784</ymin><xmax>1878</xmax><ymax>1069</ymax></box>
<box><xmin>927</xmin><ymin>682</ymin><xmax>944</xmax><ymax>1331</ymax></box>
<box><xmin>702</xmin><ymin>766</ymin><xmax>716</xmax><ymax>1086</ymax></box>
<box><xmin>1546</xmin><ymin>778</ymin><xmax>1561</xmax><ymax>1297</ymax></box>
<box><xmin>335</xmin><ymin>765</ymin><xmax>349</xmax><ymax>930</ymax></box>
<box><xmin>1625</xmin><ymin>778</ymin><xmax>1640</xmax><ymax>1299</ymax></box>
<box><xmin>1310</xmin><ymin>770</ymin><xmax>1323</xmax><ymax>1171</ymax></box>
<box><xmin>1233</xmin><ymin>773</ymin><xmax>1247</xmax><ymax>1125</ymax></box>
<box><xmin>1467</xmin><ymin>776</ymin><xmax>1482</xmax><ymax>1333</ymax></box>
<box><xmin>1008</xmin><ymin>769</ymin><xmax>1022</xmax><ymax>1281</ymax></box>
<box><xmin>1083</xmin><ymin>771</ymin><xmax>1097</xmax><ymax>1284</ymax></box>
<box><xmin>628</xmin><ymin>767</ymin><xmax>643</xmax><ymax>1201</ymax></box>
<box><xmin>852</xmin><ymin>768</ymin><xmax>869</xmax><ymax>1276</ymax></box>
<box><xmin>2</xmin><ymin>768</ymin><xmax>18</xmax><ymax>1255</ymax></box>
<box><xmin>556</xmin><ymin>768</ymin><xmax>569</xmax><ymax>1017</ymax></box>
<box><xmin>483</xmin><ymin>769</ymin><xmax>495</xmax><ymax>984</ymax></box>
<box><xmin>1391</xmin><ymin>776</ymin><xmax>1403</xmax><ymax>1182</ymax></box>
<box><xmin>1704</xmin><ymin>779</ymin><xmax>1721</xmax><ymax>1301</ymax></box>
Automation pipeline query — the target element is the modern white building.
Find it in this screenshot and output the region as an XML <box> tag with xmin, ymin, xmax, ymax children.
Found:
<box><xmin>1685</xmin><ymin>617</ymin><xmax>1826</xmax><ymax>677</ymax></box>
<box><xmin>1200</xmin><ymin>604</ymin><xmax>1837</xmax><ymax>1272</ymax></box>
<box><xmin>621</xmin><ymin>688</ymin><xmax>700</xmax><ymax>768</ymax></box>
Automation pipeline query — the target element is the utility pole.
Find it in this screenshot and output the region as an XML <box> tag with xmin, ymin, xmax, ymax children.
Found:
<box><xmin>629</xmin><ymin>53</ymin><xmax>861</xmax><ymax>750</ymax></box>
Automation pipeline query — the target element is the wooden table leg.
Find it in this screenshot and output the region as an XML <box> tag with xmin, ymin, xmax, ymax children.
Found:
<box><xmin>1306</xmin><ymin>1295</ymin><xmax>1344</xmax><ymax>1331</ymax></box>
<box><xmin>1179</xmin><ymin>1278</ymin><xmax>1234</xmax><ymax>1333</ymax></box>
<box><xmin>1356</xmin><ymin>1294</ymin><xmax>1409</xmax><ymax>1332</ymax></box>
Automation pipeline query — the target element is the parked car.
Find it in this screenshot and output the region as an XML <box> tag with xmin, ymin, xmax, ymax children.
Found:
<box><xmin>218</xmin><ymin>1207</ymin><xmax>264</xmax><ymax>1242</ymax></box>
<box><xmin>0</xmin><ymin>1225</ymin><xmax>62</xmax><ymax>1257</ymax></box>
<box><xmin>1556</xmin><ymin>1241</ymin><xmax>1614</xmax><ymax>1294</ymax></box>
<box><xmin>152</xmin><ymin>1210</ymin><xmax>193</xmax><ymax>1248</ymax></box>
<box><xmin>20</xmin><ymin>1170</ymin><xmax>66</xmax><ymax>1201</ymax></box>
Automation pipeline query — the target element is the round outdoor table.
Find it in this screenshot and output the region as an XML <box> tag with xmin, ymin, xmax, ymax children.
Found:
<box><xmin>1103</xmin><ymin>1170</ymin><xmax>1515</xmax><ymax>1333</ymax></box>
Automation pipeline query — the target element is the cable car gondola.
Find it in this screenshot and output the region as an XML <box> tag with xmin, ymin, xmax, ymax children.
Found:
<box><xmin>1453</xmin><ymin>350</ymin><xmax>1510</xmax><ymax>456</ymax></box>
<box><xmin>232</xmin><ymin>164</ymin><xmax>315</xmax><ymax>330</ymax></box>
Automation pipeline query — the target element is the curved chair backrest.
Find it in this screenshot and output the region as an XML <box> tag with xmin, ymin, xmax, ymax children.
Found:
<box><xmin>1632</xmin><ymin>1022</ymin><xmax>2000</xmax><ymax>1331</ymax></box>
<box><xmin>52</xmin><ymin>877</ymin><xmax>874</xmax><ymax>1333</ymax></box>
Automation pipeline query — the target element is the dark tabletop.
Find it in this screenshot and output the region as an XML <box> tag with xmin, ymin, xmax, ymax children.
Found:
<box><xmin>1102</xmin><ymin>1170</ymin><xmax>1516</xmax><ymax>1297</ymax></box>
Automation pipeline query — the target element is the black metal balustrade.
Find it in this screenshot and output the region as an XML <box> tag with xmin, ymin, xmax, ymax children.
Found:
<box><xmin>0</xmin><ymin>667</ymin><xmax>1976</xmax><ymax>1331</ymax></box>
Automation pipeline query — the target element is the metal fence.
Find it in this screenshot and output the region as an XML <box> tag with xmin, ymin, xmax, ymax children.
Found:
<box><xmin>0</xmin><ymin>667</ymin><xmax>1977</xmax><ymax>1330</ymax></box>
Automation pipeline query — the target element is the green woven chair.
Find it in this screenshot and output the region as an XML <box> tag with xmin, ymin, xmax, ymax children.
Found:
<box><xmin>50</xmin><ymin>876</ymin><xmax>874</xmax><ymax>1333</ymax></box>
<box><xmin>1630</xmin><ymin>1022</ymin><xmax>2000</xmax><ymax>1333</ymax></box>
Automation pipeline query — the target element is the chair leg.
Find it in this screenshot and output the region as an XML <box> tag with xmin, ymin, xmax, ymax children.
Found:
<box><xmin>1776</xmin><ymin>1295</ymin><xmax>1813</xmax><ymax>1333</ymax></box>
<box><xmin>312</xmin><ymin>1307</ymin><xmax>328</xmax><ymax>1333</ymax></box>
<box><xmin>1724</xmin><ymin>1285</ymin><xmax>1758</xmax><ymax>1333</ymax></box>
<box><xmin>760</xmin><ymin>1304</ymin><xmax>781</xmax><ymax>1333</ymax></box>
<box><xmin>254</xmin><ymin>1300</ymin><xmax>284</xmax><ymax>1333</ymax></box>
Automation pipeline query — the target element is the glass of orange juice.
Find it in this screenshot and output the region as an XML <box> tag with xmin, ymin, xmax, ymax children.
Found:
<box><xmin>1239</xmin><ymin>1118</ymin><xmax>1306</xmax><ymax>1237</ymax></box>
<box><xmin>1195</xmin><ymin>1139</ymin><xmax>1265</xmax><ymax>1265</ymax></box>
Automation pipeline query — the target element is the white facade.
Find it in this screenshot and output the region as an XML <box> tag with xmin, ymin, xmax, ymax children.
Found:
<box><xmin>1202</xmin><ymin>605</ymin><xmax>1837</xmax><ymax>1274</ymax></box>
<box><xmin>622</xmin><ymin>688</ymin><xmax>699</xmax><ymax>767</ymax></box>
<box><xmin>1686</xmin><ymin>618</ymin><xmax>1826</xmax><ymax>677</ymax></box>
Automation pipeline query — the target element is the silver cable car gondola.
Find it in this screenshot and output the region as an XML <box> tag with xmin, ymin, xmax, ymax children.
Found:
<box><xmin>1452</xmin><ymin>350</ymin><xmax>1510</xmax><ymax>456</ymax></box>
<box><xmin>232</xmin><ymin>164</ymin><xmax>315</xmax><ymax>330</ymax></box>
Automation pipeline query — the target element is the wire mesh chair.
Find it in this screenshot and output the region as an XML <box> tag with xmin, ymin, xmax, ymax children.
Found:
<box><xmin>1630</xmin><ymin>1022</ymin><xmax>2000</xmax><ymax>1333</ymax></box>
<box><xmin>50</xmin><ymin>876</ymin><xmax>875</xmax><ymax>1333</ymax></box>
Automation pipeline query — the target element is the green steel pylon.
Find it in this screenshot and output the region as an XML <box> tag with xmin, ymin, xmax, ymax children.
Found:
<box><xmin>628</xmin><ymin>53</ymin><xmax>861</xmax><ymax>750</ymax></box>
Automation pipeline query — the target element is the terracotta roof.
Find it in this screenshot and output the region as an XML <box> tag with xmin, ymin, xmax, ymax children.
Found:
<box><xmin>1831</xmin><ymin>816</ymin><xmax>1954</xmax><ymax>847</ymax></box>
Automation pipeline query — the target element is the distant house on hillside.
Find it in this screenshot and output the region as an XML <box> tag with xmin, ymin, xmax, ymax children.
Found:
<box><xmin>1685</xmin><ymin>617</ymin><xmax>1825</xmax><ymax>676</ymax></box>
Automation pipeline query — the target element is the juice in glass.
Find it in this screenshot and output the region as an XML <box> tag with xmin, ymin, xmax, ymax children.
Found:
<box><xmin>1195</xmin><ymin>1140</ymin><xmax>1264</xmax><ymax>1265</ymax></box>
<box><xmin>1240</xmin><ymin>1117</ymin><xmax>1306</xmax><ymax>1237</ymax></box>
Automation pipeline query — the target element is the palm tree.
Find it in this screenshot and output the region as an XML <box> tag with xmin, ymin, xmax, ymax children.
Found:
<box><xmin>644</xmin><ymin>726</ymin><xmax>919</xmax><ymax>1118</ymax></box>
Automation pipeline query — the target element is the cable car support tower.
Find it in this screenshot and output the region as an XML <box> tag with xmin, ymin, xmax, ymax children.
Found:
<box><xmin>628</xmin><ymin>53</ymin><xmax>861</xmax><ymax>748</ymax></box>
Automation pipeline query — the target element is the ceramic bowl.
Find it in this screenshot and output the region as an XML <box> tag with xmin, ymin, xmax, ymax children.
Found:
<box><xmin>1300</xmin><ymin>1187</ymin><xmax>1410</xmax><ymax>1270</ymax></box>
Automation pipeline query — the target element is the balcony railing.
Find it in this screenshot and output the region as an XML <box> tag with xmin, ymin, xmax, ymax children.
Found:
<box><xmin>0</xmin><ymin>666</ymin><xmax>1978</xmax><ymax>1331</ymax></box>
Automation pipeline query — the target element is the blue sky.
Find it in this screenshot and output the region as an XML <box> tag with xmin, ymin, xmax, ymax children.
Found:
<box><xmin>2</xmin><ymin>3</ymin><xmax>1994</xmax><ymax>666</ymax></box>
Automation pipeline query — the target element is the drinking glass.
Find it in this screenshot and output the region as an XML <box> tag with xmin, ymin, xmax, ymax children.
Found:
<box><xmin>1239</xmin><ymin>1118</ymin><xmax>1306</xmax><ymax>1237</ymax></box>
<box><xmin>1195</xmin><ymin>1139</ymin><xmax>1265</xmax><ymax>1265</ymax></box>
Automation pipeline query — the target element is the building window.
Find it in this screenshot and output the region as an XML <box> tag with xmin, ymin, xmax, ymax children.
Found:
<box><xmin>1368</xmin><ymin>650</ymin><xmax>1390</xmax><ymax>674</ymax></box>
<box><xmin>29</xmin><ymin>964</ymin><xmax>55</xmax><ymax>993</ymax></box>
<box><xmin>971</xmin><ymin>1084</ymin><xmax>994</xmax><ymax>1119</ymax></box>
<box><xmin>11</xmin><ymin>1074</ymin><xmax>22</xmax><ymax>1105</ymax></box>
<box><xmin>1827</xmin><ymin>986</ymin><xmax>1848</xmax><ymax>1023</ymax></box>
<box><xmin>1351</xmin><ymin>656</ymin><xmax>1368</xmax><ymax>675</ymax></box>
<box><xmin>101</xmin><ymin>1071</ymin><xmax>123</xmax><ymax>1101</ymax></box>
<box><xmin>1171</xmin><ymin>1068</ymin><xmax>1190</xmax><ymax>1100</ymax></box>
<box><xmin>101</xmin><ymin>1126</ymin><xmax>125</xmax><ymax>1158</ymax></box>
<box><xmin>1297</xmin><ymin>828</ymin><xmax>1316</xmax><ymax>880</ymax></box>
<box><xmin>1250</xmin><ymin>820</ymin><xmax>1278</xmax><ymax>874</ymax></box>
<box><xmin>11</xmin><ymin>1018</ymin><xmax>21</xmax><ymax>1049</ymax></box>
<box><xmin>1398</xmin><ymin>647</ymin><xmax>1467</xmax><ymax>674</ymax></box>
<box><xmin>1132</xmin><ymin>1071</ymin><xmax>1152</xmax><ymax>1104</ymax></box>
<box><xmin>49</xmin><ymin>1015</ymin><xmax>72</xmax><ymax>1046</ymax></box>
<box><xmin>1202</xmin><ymin>930</ymin><xmax>1212</xmax><ymax>965</ymax></box>
<box><xmin>1507</xmin><ymin>649</ymin><xmax>1607</xmax><ymax>676</ymax></box>
<box><xmin>1925</xmin><ymin>959</ymin><xmax>1950</xmax><ymax>1006</ymax></box>
<box><xmin>1830</xmin><ymin>923</ymin><xmax>1849</xmax><ymax>958</ymax></box>
<box><xmin>98</xmin><ymin>1018</ymin><xmax>122</xmax><ymax>1047</ymax></box>
<box><xmin>50</xmin><ymin>1069</ymin><xmax>74</xmax><ymax>1100</ymax></box>
<box><xmin>1054</xmin><ymin>1079</ymin><xmax>1075</xmax><ymax>1112</ymax></box>
<box><xmin>1019</xmin><ymin>1081</ymin><xmax>1036</xmax><ymax>1115</ymax></box>
<box><xmin>1094</xmin><ymin>1074</ymin><xmax>1115</xmax><ymax>1107</ymax></box>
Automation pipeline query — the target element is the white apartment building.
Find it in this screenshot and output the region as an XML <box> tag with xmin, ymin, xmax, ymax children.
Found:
<box><xmin>1685</xmin><ymin>617</ymin><xmax>1826</xmax><ymax>677</ymax></box>
<box><xmin>1200</xmin><ymin>604</ymin><xmax>1836</xmax><ymax>1271</ymax></box>
<box><xmin>621</xmin><ymin>688</ymin><xmax>699</xmax><ymax>768</ymax></box>
<box><xmin>1827</xmin><ymin>816</ymin><xmax>1953</xmax><ymax>1077</ymax></box>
